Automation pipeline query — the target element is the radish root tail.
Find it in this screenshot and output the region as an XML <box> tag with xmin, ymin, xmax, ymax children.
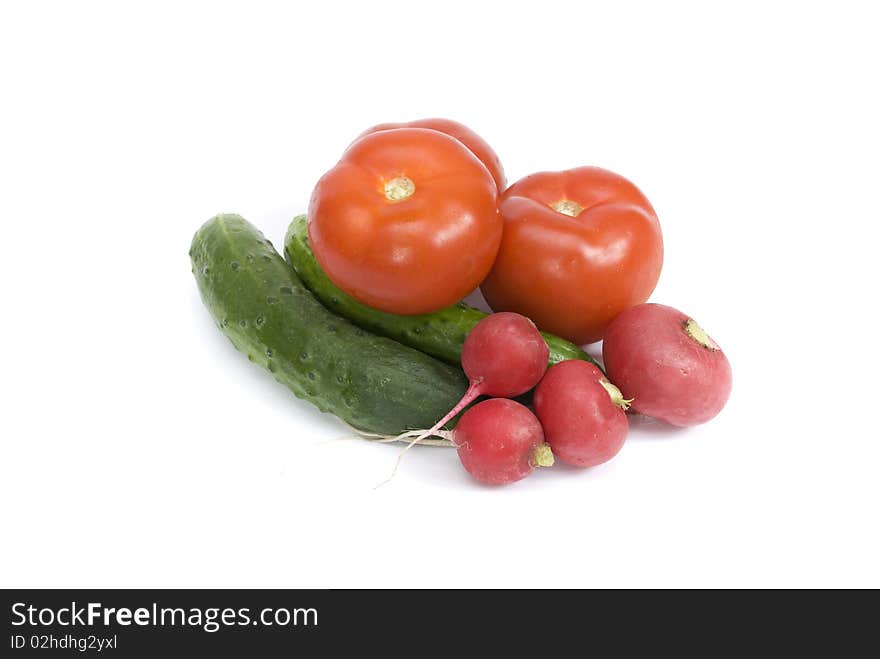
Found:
<box><xmin>375</xmin><ymin>380</ymin><xmax>484</xmax><ymax>488</ymax></box>
<box><xmin>342</xmin><ymin>423</ymin><xmax>454</xmax><ymax>447</ymax></box>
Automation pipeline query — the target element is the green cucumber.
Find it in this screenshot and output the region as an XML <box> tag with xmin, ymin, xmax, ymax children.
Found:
<box><xmin>283</xmin><ymin>214</ymin><xmax>601</xmax><ymax>369</ymax></box>
<box><xmin>190</xmin><ymin>214</ymin><xmax>469</xmax><ymax>435</ymax></box>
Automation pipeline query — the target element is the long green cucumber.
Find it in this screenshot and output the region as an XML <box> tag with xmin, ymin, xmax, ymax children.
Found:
<box><xmin>284</xmin><ymin>214</ymin><xmax>601</xmax><ymax>369</ymax></box>
<box><xmin>190</xmin><ymin>214</ymin><xmax>469</xmax><ymax>434</ymax></box>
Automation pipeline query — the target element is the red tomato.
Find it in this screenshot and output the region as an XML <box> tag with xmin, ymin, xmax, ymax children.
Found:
<box><xmin>359</xmin><ymin>118</ymin><xmax>506</xmax><ymax>191</ymax></box>
<box><xmin>480</xmin><ymin>167</ymin><xmax>663</xmax><ymax>344</ymax></box>
<box><xmin>308</xmin><ymin>128</ymin><xmax>501</xmax><ymax>315</ymax></box>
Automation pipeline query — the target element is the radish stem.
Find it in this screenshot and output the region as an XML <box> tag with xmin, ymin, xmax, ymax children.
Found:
<box><xmin>405</xmin><ymin>377</ymin><xmax>485</xmax><ymax>447</ymax></box>
<box><xmin>377</xmin><ymin>378</ymin><xmax>485</xmax><ymax>487</ymax></box>
<box><xmin>684</xmin><ymin>318</ymin><xmax>719</xmax><ymax>350</ymax></box>
<box><xmin>599</xmin><ymin>379</ymin><xmax>633</xmax><ymax>410</ymax></box>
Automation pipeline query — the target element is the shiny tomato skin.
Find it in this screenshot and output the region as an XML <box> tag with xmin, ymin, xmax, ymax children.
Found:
<box><xmin>359</xmin><ymin>118</ymin><xmax>506</xmax><ymax>191</ymax></box>
<box><xmin>309</xmin><ymin>127</ymin><xmax>501</xmax><ymax>315</ymax></box>
<box><xmin>480</xmin><ymin>167</ymin><xmax>663</xmax><ymax>345</ymax></box>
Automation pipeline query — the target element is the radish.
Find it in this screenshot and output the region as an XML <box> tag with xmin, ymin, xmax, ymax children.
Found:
<box><xmin>382</xmin><ymin>311</ymin><xmax>549</xmax><ymax>481</ymax></box>
<box><xmin>602</xmin><ymin>303</ymin><xmax>732</xmax><ymax>427</ymax></box>
<box><xmin>454</xmin><ymin>398</ymin><xmax>553</xmax><ymax>484</ymax></box>
<box><xmin>533</xmin><ymin>360</ymin><xmax>630</xmax><ymax>468</ymax></box>
<box><xmin>459</xmin><ymin>311</ymin><xmax>551</xmax><ymax>398</ymax></box>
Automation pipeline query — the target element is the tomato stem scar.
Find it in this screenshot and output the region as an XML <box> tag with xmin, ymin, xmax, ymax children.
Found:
<box><xmin>551</xmin><ymin>199</ymin><xmax>585</xmax><ymax>217</ymax></box>
<box><xmin>384</xmin><ymin>176</ymin><xmax>415</xmax><ymax>202</ymax></box>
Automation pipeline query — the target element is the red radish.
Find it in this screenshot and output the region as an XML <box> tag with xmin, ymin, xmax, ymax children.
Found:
<box><xmin>404</xmin><ymin>312</ymin><xmax>549</xmax><ymax>446</ymax></box>
<box><xmin>602</xmin><ymin>303</ymin><xmax>732</xmax><ymax>427</ymax></box>
<box><xmin>533</xmin><ymin>360</ymin><xmax>630</xmax><ymax>468</ymax></box>
<box><xmin>460</xmin><ymin>311</ymin><xmax>550</xmax><ymax>397</ymax></box>
<box><xmin>454</xmin><ymin>398</ymin><xmax>553</xmax><ymax>485</ymax></box>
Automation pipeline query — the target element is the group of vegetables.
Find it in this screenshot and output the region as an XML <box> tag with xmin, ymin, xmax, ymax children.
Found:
<box><xmin>191</xmin><ymin>118</ymin><xmax>732</xmax><ymax>485</ymax></box>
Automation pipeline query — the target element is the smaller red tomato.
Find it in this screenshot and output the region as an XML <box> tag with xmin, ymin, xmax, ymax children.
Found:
<box><xmin>359</xmin><ymin>118</ymin><xmax>506</xmax><ymax>191</ymax></box>
<box><xmin>481</xmin><ymin>167</ymin><xmax>663</xmax><ymax>345</ymax></box>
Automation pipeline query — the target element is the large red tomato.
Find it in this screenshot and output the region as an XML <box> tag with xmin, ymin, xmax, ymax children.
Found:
<box><xmin>359</xmin><ymin>118</ymin><xmax>506</xmax><ymax>191</ymax></box>
<box><xmin>480</xmin><ymin>167</ymin><xmax>663</xmax><ymax>344</ymax></box>
<box><xmin>309</xmin><ymin>127</ymin><xmax>501</xmax><ymax>315</ymax></box>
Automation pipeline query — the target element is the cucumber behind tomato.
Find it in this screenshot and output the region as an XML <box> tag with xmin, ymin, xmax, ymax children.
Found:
<box><xmin>191</xmin><ymin>214</ymin><xmax>469</xmax><ymax>435</ymax></box>
<box><xmin>283</xmin><ymin>214</ymin><xmax>601</xmax><ymax>369</ymax></box>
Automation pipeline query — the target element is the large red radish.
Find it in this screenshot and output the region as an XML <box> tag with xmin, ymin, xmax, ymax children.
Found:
<box><xmin>533</xmin><ymin>360</ymin><xmax>630</xmax><ymax>468</ymax></box>
<box><xmin>602</xmin><ymin>303</ymin><xmax>732</xmax><ymax>427</ymax></box>
<box><xmin>454</xmin><ymin>398</ymin><xmax>553</xmax><ymax>485</ymax></box>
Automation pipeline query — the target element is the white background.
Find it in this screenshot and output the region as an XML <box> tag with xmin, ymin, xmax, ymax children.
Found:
<box><xmin>2</xmin><ymin>1</ymin><xmax>878</xmax><ymax>588</ymax></box>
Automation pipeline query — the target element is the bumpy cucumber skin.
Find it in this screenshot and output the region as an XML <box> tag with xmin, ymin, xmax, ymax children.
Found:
<box><xmin>284</xmin><ymin>214</ymin><xmax>601</xmax><ymax>369</ymax></box>
<box><xmin>190</xmin><ymin>214</ymin><xmax>469</xmax><ymax>435</ymax></box>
